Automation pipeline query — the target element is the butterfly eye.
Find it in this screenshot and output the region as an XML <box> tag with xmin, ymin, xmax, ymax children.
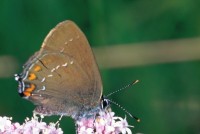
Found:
<box><xmin>101</xmin><ymin>97</ymin><xmax>110</xmax><ymax>109</ymax></box>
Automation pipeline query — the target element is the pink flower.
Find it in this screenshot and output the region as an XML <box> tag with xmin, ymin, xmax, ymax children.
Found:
<box><xmin>0</xmin><ymin>116</ymin><xmax>63</xmax><ymax>134</ymax></box>
<box><xmin>0</xmin><ymin>110</ymin><xmax>135</xmax><ymax>133</ymax></box>
<box><xmin>76</xmin><ymin>110</ymin><xmax>134</xmax><ymax>134</ymax></box>
<box><xmin>0</xmin><ymin>116</ymin><xmax>12</xmax><ymax>132</ymax></box>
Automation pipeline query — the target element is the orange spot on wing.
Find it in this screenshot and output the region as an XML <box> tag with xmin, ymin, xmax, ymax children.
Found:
<box><xmin>34</xmin><ymin>65</ymin><xmax>42</xmax><ymax>72</ymax></box>
<box><xmin>28</xmin><ymin>73</ymin><xmax>37</xmax><ymax>80</ymax></box>
<box><xmin>25</xmin><ymin>84</ymin><xmax>36</xmax><ymax>92</ymax></box>
<box><xmin>23</xmin><ymin>91</ymin><xmax>31</xmax><ymax>97</ymax></box>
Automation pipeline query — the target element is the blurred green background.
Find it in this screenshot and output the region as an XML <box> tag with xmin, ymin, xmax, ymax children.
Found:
<box><xmin>1</xmin><ymin>0</ymin><xmax>200</xmax><ymax>133</ymax></box>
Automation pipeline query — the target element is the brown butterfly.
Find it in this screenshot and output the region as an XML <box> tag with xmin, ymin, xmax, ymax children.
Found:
<box><xmin>15</xmin><ymin>20</ymin><xmax>140</xmax><ymax>122</ymax></box>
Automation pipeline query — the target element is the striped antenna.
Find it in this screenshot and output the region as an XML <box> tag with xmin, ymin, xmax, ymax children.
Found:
<box><xmin>106</xmin><ymin>80</ymin><xmax>139</xmax><ymax>97</ymax></box>
<box><xmin>108</xmin><ymin>99</ymin><xmax>140</xmax><ymax>122</ymax></box>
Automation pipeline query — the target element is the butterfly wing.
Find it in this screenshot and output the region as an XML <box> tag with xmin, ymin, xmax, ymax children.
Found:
<box><xmin>16</xmin><ymin>21</ymin><xmax>102</xmax><ymax>118</ymax></box>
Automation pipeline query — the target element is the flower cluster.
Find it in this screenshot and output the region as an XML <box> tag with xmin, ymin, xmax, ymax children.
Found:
<box><xmin>0</xmin><ymin>111</ymin><xmax>134</xmax><ymax>133</ymax></box>
<box><xmin>0</xmin><ymin>116</ymin><xmax>63</xmax><ymax>134</ymax></box>
<box><xmin>76</xmin><ymin>110</ymin><xmax>134</xmax><ymax>134</ymax></box>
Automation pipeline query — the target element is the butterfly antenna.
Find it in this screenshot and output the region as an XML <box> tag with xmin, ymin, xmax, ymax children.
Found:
<box><xmin>106</xmin><ymin>80</ymin><xmax>139</xmax><ymax>97</ymax></box>
<box><xmin>108</xmin><ymin>99</ymin><xmax>140</xmax><ymax>122</ymax></box>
